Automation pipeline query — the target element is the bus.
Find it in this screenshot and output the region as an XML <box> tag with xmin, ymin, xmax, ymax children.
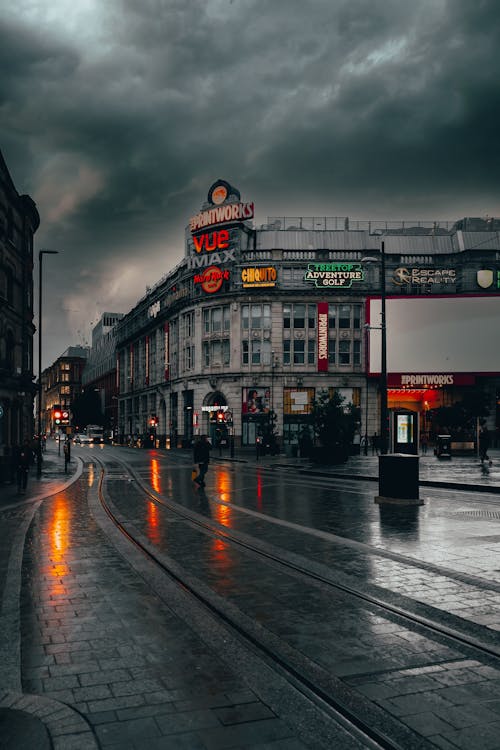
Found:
<box><xmin>85</xmin><ymin>425</ymin><xmax>104</xmax><ymax>443</ymax></box>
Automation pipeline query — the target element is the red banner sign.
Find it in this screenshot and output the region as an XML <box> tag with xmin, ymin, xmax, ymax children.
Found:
<box><xmin>317</xmin><ymin>302</ymin><xmax>328</xmax><ymax>372</ymax></box>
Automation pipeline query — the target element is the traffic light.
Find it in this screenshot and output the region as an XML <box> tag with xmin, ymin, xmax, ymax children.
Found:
<box><xmin>217</xmin><ymin>410</ymin><xmax>225</xmax><ymax>423</ymax></box>
<box><xmin>53</xmin><ymin>406</ymin><xmax>62</xmax><ymax>425</ymax></box>
<box><xmin>149</xmin><ymin>415</ymin><xmax>158</xmax><ymax>428</ymax></box>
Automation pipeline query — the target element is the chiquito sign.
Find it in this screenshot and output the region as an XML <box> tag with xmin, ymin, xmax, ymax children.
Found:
<box><xmin>188</xmin><ymin>180</ymin><xmax>254</xmax><ymax>271</ymax></box>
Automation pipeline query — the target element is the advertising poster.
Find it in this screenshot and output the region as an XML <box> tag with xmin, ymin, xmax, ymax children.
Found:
<box><xmin>242</xmin><ymin>387</ymin><xmax>270</xmax><ymax>414</ymax></box>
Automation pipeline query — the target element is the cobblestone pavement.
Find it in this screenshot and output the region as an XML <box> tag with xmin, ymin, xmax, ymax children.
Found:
<box><xmin>0</xmin><ymin>441</ymin><xmax>499</xmax><ymax>748</ymax></box>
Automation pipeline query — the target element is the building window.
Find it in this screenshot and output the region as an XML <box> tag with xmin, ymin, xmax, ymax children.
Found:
<box><xmin>204</xmin><ymin>305</ymin><xmax>230</xmax><ymax>334</ymax></box>
<box><xmin>307</xmin><ymin>339</ymin><xmax>315</xmax><ymax>364</ymax></box>
<box><xmin>339</xmin><ymin>340</ymin><xmax>351</xmax><ymax>365</ymax></box>
<box><xmin>251</xmin><ymin>339</ymin><xmax>261</xmax><ymax>364</ymax></box>
<box><xmin>203</xmin><ymin>339</ymin><xmax>229</xmax><ymax>366</ymax></box>
<box><xmin>184</xmin><ymin>345</ymin><xmax>195</xmax><ymax>370</ymax></box>
<box><xmin>284</xmin><ymin>339</ymin><xmax>291</xmax><ymax>365</ymax></box>
<box><xmin>353</xmin><ymin>340</ymin><xmax>361</xmax><ymax>366</ymax></box>
<box><xmin>242</xmin><ymin>341</ymin><xmax>249</xmax><ymax>365</ymax></box>
<box><xmin>293</xmin><ymin>339</ymin><xmax>305</xmax><ymax>364</ymax></box>
<box><xmin>328</xmin><ymin>338</ymin><xmax>336</xmax><ymax>364</ymax></box>
<box><xmin>242</xmin><ymin>304</ymin><xmax>270</xmax><ymax>331</ymax></box>
<box><xmin>339</xmin><ymin>305</ymin><xmax>351</xmax><ymax>329</ymax></box>
<box><xmin>182</xmin><ymin>311</ymin><xmax>195</xmax><ymax>338</ymax></box>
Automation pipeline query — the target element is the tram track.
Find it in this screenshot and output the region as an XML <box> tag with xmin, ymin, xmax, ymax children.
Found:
<box><xmin>91</xmin><ymin>452</ymin><xmax>500</xmax><ymax>749</ymax></box>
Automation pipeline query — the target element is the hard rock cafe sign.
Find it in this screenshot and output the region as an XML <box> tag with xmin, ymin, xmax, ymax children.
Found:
<box><xmin>194</xmin><ymin>266</ymin><xmax>230</xmax><ymax>294</ymax></box>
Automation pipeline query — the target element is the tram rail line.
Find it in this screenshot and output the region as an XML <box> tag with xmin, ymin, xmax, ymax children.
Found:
<box><xmin>94</xmin><ymin>453</ymin><xmax>500</xmax><ymax>750</ymax></box>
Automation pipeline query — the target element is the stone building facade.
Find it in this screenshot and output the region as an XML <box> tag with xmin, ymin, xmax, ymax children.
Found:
<box><xmin>0</xmin><ymin>150</ymin><xmax>40</xmax><ymax>479</ymax></box>
<box><xmin>114</xmin><ymin>180</ymin><xmax>500</xmax><ymax>451</ymax></box>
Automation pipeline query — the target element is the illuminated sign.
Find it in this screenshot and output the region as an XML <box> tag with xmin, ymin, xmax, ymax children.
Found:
<box><xmin>392</xmin><ymin>268</ymin><xmax>456</xmax><ymax>285</ymax></box>
<box><xmin>194</xmin><ymin>266</ymin><xmax>229</xmax><ymax>294</ymax></box>
<box><xmin>317</xmin><ymin>302</ymin><xmax>328</xmax><ymax>372</ymax></box>
<box><xmin>241</xmin><ymin>266</ymin><xmax>277</xmax><ymax>287</ymax></box>
<box><xmin>202</xmin><ymin>405</ymin><xmax>229</xmax><ymax>412</ymax></box>
<box><xmin>190</xmin><ymin>202</ymin><xmax>254</xmax><ymax>233</ymax></box>
<box><xmin>304</xmin><ymin>263</ymin><xmax>364</xmax><ymax>288</ymax></box>
<box><xmin>193</xmin><ymin>229</ymin><xmax>230</xmax><ymax>253</ymax></box>
<box><xmin>388</xmin><ymin>374</ymin><xmax>476</xmax><ymax>387</ymax></box>
<box><xmin>188</xmin><ymin>248</ymin><xmax>236</xmax><ymax>269</ymax></box>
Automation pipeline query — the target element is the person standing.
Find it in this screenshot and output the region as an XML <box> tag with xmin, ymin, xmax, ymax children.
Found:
<box><xmin>64</xmin><ymin>439</ymin><xmax>71</xmax><ymax>473</ymax></box>
<box><xmin>17</xmin><ymin>439</ymin><xmax>32</xmax><ymax>494</ymax></box>
<box><xmin>193</xmin><ymin>434</ymin><xmax>211</xmax><ymax>487</ymax></box>
<box><xmin>479</xmin><ymin>424</ymin><xmax>492</xmax><ymax>465</ymax></box>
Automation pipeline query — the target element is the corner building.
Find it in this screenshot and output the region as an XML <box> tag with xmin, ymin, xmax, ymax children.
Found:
<box><xmin>0</xmin><ymin>150</ymin><xmax>39</xmax><ymax>480</ymax></box>
<box><xmin>115</xmin><ymin>181</ymin><xmax>500</xmax><ymax>450</ymax></box>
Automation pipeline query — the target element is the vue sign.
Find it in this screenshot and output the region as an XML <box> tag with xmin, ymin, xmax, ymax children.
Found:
<box><xmin>193</xmin><ymin>229</ymin><xmax>230</xmax><ymax>254</ymax></box>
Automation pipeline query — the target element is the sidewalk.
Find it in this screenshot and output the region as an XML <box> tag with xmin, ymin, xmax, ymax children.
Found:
<box><xmin>213</xmin><ymin>445</ymin><xmax>500</xmax><ymax>493</ymax></box>
<box><xmin>0</xmin><ymin>439</ymin><xmax>79</xmax><ymax>509</ymax></box>
<box><xmin>0</xmin><ymin>441</ymin><xmax>84</xmax><ymax>750</ymax></box>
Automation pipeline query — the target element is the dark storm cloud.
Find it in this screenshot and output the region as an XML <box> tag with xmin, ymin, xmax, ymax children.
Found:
<box><xmin>1</xmin><ymin>0</ymin><xmax>499</xmax><ymax>365</ymax></box>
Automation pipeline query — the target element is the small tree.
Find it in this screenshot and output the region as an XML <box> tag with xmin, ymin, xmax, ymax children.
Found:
<box><xmin>310</xmin><ymin>389</ymin><xmax>359</xmax><ymax>463</ymax></box>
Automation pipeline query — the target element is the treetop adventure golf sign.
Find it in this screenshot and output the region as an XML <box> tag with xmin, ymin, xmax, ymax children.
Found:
<box><xmin>304</xmin><ymin>262</ymin><xmax>364</xmax><ymax>288</ymax></box>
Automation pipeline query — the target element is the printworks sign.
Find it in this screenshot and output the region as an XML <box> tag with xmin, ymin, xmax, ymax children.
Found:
<box><xmin>304</xmin><ymin>263</ymin><xmax>364</xmax><ymax>288</ymax></box>
<box><xmin>317</xmin><ymin>302</ymin><xmax>328</xmax><ymax>372</ymax></box>
<box><xmin>189</xmin><ymin>179</ymin><xmax>254</xmax><ymax>234</ymax></box>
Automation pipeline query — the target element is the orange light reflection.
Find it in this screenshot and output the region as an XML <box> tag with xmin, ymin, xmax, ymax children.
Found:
<box><xmin>48</xmin><ymin>494</ymin><xmax>71</xmax><ymax>600</ymax></box>
<box><xmin>146</xmin><ymin>500</ymin><xmax>162</xmax><ymax>545</ymax></box>
<box><xmin>88</xmin><ymin>463</ymin><xmax>95</xmax><ymax>487</ymax></box>
<box><xmin>150</xmin><ymin>458</ymin><xmax>161</xmax><ymax>493</ymax></box>
<box><xmin>256</xmin><ymin>473</ymin><xmax>263</xmax><ymax>510</ymax></box>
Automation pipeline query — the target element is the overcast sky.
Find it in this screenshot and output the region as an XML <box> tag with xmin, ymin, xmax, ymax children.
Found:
<box><xmin>2</xmin><ymin>0</ymin><xmax>499</xmax><ymax>368</ymax></box>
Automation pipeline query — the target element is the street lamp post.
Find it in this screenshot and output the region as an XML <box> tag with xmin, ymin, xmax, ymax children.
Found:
<box><xmin>362</xmin><ymin>240</ymin><xmax>388</xmax><ymax>455</ymax></box>
<box><xmin>37</xmin><ymin>249</ymin><xmax>59</xmax><ymax>477</ymax></box>
<box><xmin>379</xmin><ymin>241</ymin><xmax>388</xmax><ymax>454</ymax></box>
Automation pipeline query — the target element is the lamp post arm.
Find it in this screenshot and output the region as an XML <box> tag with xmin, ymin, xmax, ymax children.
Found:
<box><xmin>380</xmin><ymin>241</ymin><xmax>388</xmax><ymax>454</ymax></box>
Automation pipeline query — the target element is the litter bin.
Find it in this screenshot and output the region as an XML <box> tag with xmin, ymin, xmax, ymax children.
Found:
<box><xmin>435</xmin><ymin>434</ymin><xmax>452</xmax><ymax>459</ymax></box>
<box><xmin>376</xmin><ymin>453</ymin><xmax>422</xmax><ymax>505</ymax></box>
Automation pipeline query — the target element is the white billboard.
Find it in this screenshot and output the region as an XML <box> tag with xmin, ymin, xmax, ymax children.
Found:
<box><xmin>367</xmin><ymin>295</ymin><xmax>500</xmax><ymax>375</ymax></box>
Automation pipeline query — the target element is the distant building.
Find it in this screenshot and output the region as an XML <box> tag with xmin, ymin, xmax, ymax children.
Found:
<box><xmin>82</xmin><ymin>313</ymin><xmax>123</xmax><ymax>435</ymax></box>
<box><xmin>0</xmin><ymin>149</ymin><xmax>40</xmax><ymax>481</ymax></box>
<box><xmin>40</xmin><ymin>346</ymin><xmax>89</xmax><ymax>435</ymax></box>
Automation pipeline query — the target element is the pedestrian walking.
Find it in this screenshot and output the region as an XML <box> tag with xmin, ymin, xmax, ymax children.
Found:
<box><xmin>371</xmin><ymin>432</ymin><xmax>380</xmax><ymax>455</ymax></box>
<box><xmin>63</xmin><ymin>439</ymin><xmax>71</xmax><ymax>472</ymax></box>
<box><xmin>420</xmin><ymin>432</ymin><xmax>428</xmax><ymax>455</ymax></box>
<box><xmin>16</xmin><ymin>439</ymin><xmax>33</xmax><ymax>494</ymax></box>
<box><xmin>479</xmin><ymin>424</ymin><xmax>492</xmax><ymax>465</ymax></box>
<box><xmin>193</xmin><ymin>434</ymin><xmax>211</xmax><ymax>487</ymax></box>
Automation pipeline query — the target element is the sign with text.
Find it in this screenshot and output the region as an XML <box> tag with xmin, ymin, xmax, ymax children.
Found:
<box><xmin>392</xmin><ymin>267</ymin><xmax>456</xmax><ymax>286</ymax></box>
<box><xmin>241</xmin><ymin>266</ymin><xmax>277</xmax><ymax>287</ymax></box>
<box><xmin>305</xmin><ymin>262</ymin><xmax>364</xmax><ymax>288</ymax></box>
<box><xmin>194</xmin><ymin>266</ymin><xmax>229</xmax><ymax>294</ymax></box>
<box><xmin>317</xmin><ymin>302</ymin><xmax>328</xmax><ymax>372</ymax></box>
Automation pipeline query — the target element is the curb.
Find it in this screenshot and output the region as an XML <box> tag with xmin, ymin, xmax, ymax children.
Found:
<box><xmin>0</xmin><ymin>691</ymin><xmax>98</xmax><ymax>749</ymax></box>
